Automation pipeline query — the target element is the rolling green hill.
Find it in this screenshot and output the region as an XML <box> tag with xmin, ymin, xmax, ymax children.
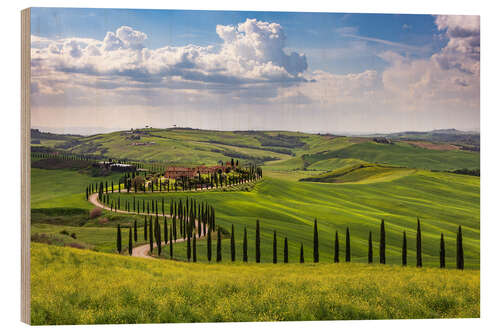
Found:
<box><xmin>302</xmin><ymin>141</ymin><xmax>479</xmax><ymax>171</ymax></box>
<box><xmin>106</xmin><ymin>170</ymin><xmax>479</xmax><ymax>268</ymax></box>
<box><xmin>30</xmin><ymin>128</ymin><xmax>480</xmax><ymax>171</ymax></box>
<box><xmin>31</xmin><ymin>243</ymin><xmax>479</xmax><ymax>325</ymax></box>
<box><xmin>29</xmin><ymin>127</ymin><xmax>481</xmax><ymax>323</ymax></box>
<box><xmin>298</xmin><ymin>163</ymin><xmax>416</xmax><ymax>184</ymax></box>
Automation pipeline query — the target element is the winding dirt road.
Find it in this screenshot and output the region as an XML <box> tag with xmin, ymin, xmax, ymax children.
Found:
<box><xmin>88</xmin><ymin>180</ymin><xmax>254</xmax><ymax>259</ymax></box>
<box><xmin>89</xmin><ymin>192</ymin><xmax>206</xmax><ymax>259</ymax></box>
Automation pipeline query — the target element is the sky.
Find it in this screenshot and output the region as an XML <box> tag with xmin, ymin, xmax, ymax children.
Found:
<box><xmin>30</xmin><ymin>8</ymin><xmax>480</xmax><ymax>135</ymax></box>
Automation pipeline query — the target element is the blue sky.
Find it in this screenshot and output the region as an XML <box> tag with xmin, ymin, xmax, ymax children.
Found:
<box><xmin>29</xmin><ymin>8</ymin><xmax>479</xmax><ymax>134</ymax></box>
<box><xmin>31</xmin><ymin>8</ymin><xmax>444</xmax><ymax>74</ymax></box>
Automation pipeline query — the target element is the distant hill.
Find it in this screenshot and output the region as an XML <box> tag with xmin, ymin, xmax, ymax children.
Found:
<box><xmin>380</xmin><ymin>129</ymin><xmax>480</xmax><ymax>151</ymax></box>
<box><xmin>30</xmin><ymin>127</ymin><xmax>480</xmax><ymax>171</ymax></box>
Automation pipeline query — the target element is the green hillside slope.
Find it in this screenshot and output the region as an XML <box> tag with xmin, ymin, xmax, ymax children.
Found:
<box><xmin>311</xmin><ymin>141</ymin><xmax>479</xmax><ymax>171</ymax></box>
<box><xmin>106</xmin><ymin>170</ymin><xmax>479</xmax><ymax>268</ymax></box>
<box><xmin>299</xmin><ymin>163</ymin><xmax>416</xmax><ymax>184</ymax></box>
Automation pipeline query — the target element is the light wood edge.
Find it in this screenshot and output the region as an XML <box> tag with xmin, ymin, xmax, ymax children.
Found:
<box><xmin>21</xmin><ymin>7</ymin><xmax>31</xmax><ymax>325</ymax></box>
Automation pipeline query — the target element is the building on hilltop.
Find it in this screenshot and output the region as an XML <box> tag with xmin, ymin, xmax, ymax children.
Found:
<box><xmin>164</xmin><ymin>166</ymin><xmax>196</xmax><ymax>179</ymax></box>
<box><xmin>94</xmin><ymin>161</ymin><xmax>137</xmax><ymax>172</ymax></box>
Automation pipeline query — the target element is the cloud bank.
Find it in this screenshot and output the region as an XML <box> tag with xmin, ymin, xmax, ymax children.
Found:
<box><xmin>30</xmin><ymin>16</ymin><xmax>479</xmax><ymax>133</ymax></box>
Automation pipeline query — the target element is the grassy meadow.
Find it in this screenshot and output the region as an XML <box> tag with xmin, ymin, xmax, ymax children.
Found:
<box><xmin>31</xmin><ymin>243</ymin><xmax>480</xmax><ymax>325</ymax></box>
<box><xmin>29</xmin><ymin>128</ymin><xmax>481</xmax><ymax>323</ymax></box>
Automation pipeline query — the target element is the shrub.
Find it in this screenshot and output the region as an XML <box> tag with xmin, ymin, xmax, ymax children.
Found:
<box><xmin>89</xmin><ymin>207</ymin><xmax>102</xmax><ymax>219</ymax></box>
<box><xmin>59</xmin><ymin>230</ymin><xmax>69</xmax><ymax>236</ymax></box>
<box><xmin>70</xmin><ymin>233</ymin><xmax>77</xmax><ymax>239</ymax></box>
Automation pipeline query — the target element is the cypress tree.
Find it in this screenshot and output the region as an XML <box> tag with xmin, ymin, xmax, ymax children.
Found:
<box><xmin>416</xmin><ymin>218</ymin><xmax>422</xmax><ymax>267</ymax></box>
<box><xmin>173</xmin><ymin>216</ymin><xmax>177</xmax><ymax>240</ymax></box>
<box><xmin>402</xmin><ymin>231</ymin><xmax>407</xmax><ymax>266</ymax></box>
<box><xmin>440</xmin><ymin>232</ymin><xmax>446</xmax><ymax>268</ymax></box>
<box><xmin>192</xmin><ymin>232</ymin><xmax>197</xmax><ymax>262</ymax></box>
<box><xmin>242</xmin><ymin>225</ymin><xmax>248</xmax><ymax>262</ymax></box>
<box><xmin>149</xmin><ymin>220</ymin><xmax>153</xmax><ymax>254</ymax></box>
<box><xmin>255</xmin><ymin>219</ymin><xmax>261</xmax><ymax>263</ymax></box>
<box><xmin>116</xmin><ymin>224</ymin><xmax>122</xmax><ymax>254</ymax></box>
<box><xmin>273</xmin><ymin>230</ymin><xmax>277</xmax><ymax>264</ymax></box>
<box><xmin>156</xmin><ymin>217</ymin><xmax>161</xmax><ymax>256</ymax></box>
<box><xmin>207</xmin><ymin>228</ymin><xmax>212</xmax><ymax>262</ymax></box>
<box><xmin>334</xmin><ymin>231</ymin><xmax>339</xmax><ymax>263</ymax></box>
<box><xmin>380</xmin><ymin>219</ymin><xmax>386</xmax><ymax>264</ymax></box>
<box><xmin>230</xmin><ymin>224</ymin><xmax>235</xmax><ymax>262</ymax></box>
<box><xmin>144</xmin><ymin>216</ymin><xmax>148</xmax><ymax>241</ymax></box>
<box><xmin>300</xmin><ymin>242</ymin><xmax>304</xmax><ymax>263</ymax></box>
<box><xmin>216</xmin><ymin>227</ymin><xmax>222</xmax><ymax>262</ymax></box>
<box><xmin>187</xmin><ymin>231</ymin><xmax>191</xmax><ymax>261</ymax></box>
<box><xmin>457</xmin><ymin>226</ymin><xmax>464</xmax><ymax>270</ymax></box>
<box><xmin>368</xmin><ymin>231</ymin><xmax>373</xmax><ymax>263</ymax></box>
<box><xmin>345</xmin><ymin>227</ymin><xmax>351</xmax><ymax>262</ymax></box>
<box><xmin>169</xmin><ymin>223</ymin><xmax>173</xmax><ymax>258</ymax></box>
<box><xmin>313</xmin><ymin>219</ymin><xmax>319</xmax><ymax>263</ymax></box>
<box><xmin>128</xmin><ymin>226</ymin><xmax>133</xmax><ymax>255</ymax></box>
<box><xmin>284</xmin><ymin>237</ymin><xmax>288</xmax><ymax>263</ymax></box>
<box><xmin>133</xmin><ymin>220</ymin><xmax>138</xmax><ymax>242</ymax></box>
<box><xmin>164</xmin><ymin>217</ymin><xmax>168</xmax><ymax>245</ymax></box>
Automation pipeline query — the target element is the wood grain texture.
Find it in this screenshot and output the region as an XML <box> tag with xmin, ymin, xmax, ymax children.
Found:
<box><xmin>21</xmin><ymin>7</ymin><xmax>31</xmax><ymax>325</ymax></box>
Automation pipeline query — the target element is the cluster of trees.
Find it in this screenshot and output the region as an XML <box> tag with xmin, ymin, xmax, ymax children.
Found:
<box><xmin>450</xmin><ymin>168</ymin><xmax>480</xmax><ymax>177</ymax></box>
<box><xmin>86</xmin><ymin>166</ymin><xmax>263</xmax><ymax>201</ymax></box>
<box><xmin>31</xmin><ymin>151</ymin><xmax>101</xmax><ymax>161</ymax></box>
<box><xmin>115</xmin><ymin>197</ymin><xmax>216</xmax><ymax>258</ymax></box>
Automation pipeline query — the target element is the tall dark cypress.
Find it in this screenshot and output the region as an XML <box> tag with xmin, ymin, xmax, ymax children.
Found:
<box><xmin>345</xmin><ymin>227</ymin><xmax>351</xmax><ymax>262</ymax></box>
<box><xmin>230</xmin><ymin>224</ymin><xmax>235</xmax><ymax>262</ymax></box>
<box><xmin>440</xmin><ymin>232</ymin><xmax>446</xmax><ymax>269</ymax></box>
<box><xmin>255</xmin><ymin>219</ymin><xmax>261</xmax><ymax>263</ymax></box>
<box><xmin>416</xmin><ymin>218</ymin><xmax>422</xmax><ymax>267</ymax></box>
<box><xmin>164</xmin><ymin>217</ymin><xmax>168</xmax><ymax>244</ymax></box>
<box><xmin>243</xmin><ymin>225</ymin><xmax>248</xmax><ymax>262</ymax></box>
<box><xmin>173</xmin><ymin>216</ymin><xmax>177</xmax><ymax>240</ymax></box>
<box><xmin>380</xmin><ymin>219</ymin><xmax>386</xmax><ymax>264</ymax></box>
<box><xmin>284</xmin><ymin>237</ymin><xmax>288</xmax><ymax>263</ymax></box>
<box><xmin>207</xmin><ymin>228</ymin><xmax>212</xmax><ymax>262</ymax></box>
<box><xmin>216</xmin><ymin>227</ymin><xmax>222</xmax><ymax>262</ymax></box>
<box><xmin>313</xmin><ymin>219</ymin><xmax>319</xmax><ymax>263</ymax></box>
<box><xmin>144</xmin><ymin>216</ymin><xmax>148</xmax><ymax>241</ymax></box>
<box><xmin>192</xmin><ymin>232</ymin><xmax>197</xmax><ymax>262</ymax></box>
<box><xmin>273</xmin><ymin>230</ymin><xmax>277</xmax><ymax>264</ymax></box>
<box><xmin>128</xmin><ymin>226</ymin><xmax>133</xmax><ymax>255</ymax></box>
<box><xmin>116</xmin><ymin>224</ymin><xmax>122</xmax><ymax>254</ymax></box>
<box><xmin>187</xmin><ymin>231</ymin><xmax>191</xmax><ymax>262</ymax></box>
<box><xmin>149</xmin><ymin>220</ymin><xmax>153</xmax><ymax>254</ymax></box>
<box><xmin>169</xmin><ymin>223</ymin><xmax>173</xmax><ymax>258</ymax></box>
<box><xmin>368</xmin><ymin>231</ymin><xmax>373</xmax><ymax>263</ymax></box>
<box><xmin>402</xmin><ymin>231</ymin><xmax>407</xmax><ymax>266</ymax></box>
<box><xmin>457</xmin><ymin>226</ymin><xmax>464</xmax><ymax>270</ymax></box>
<box><xmin>156</xmin><ymin>217</ymin><xmax>161</xmax><ymax>256</ymax></box>
<box><xmin>134</xmin><ymin>220</ymin><xmax>138</xmax><ymax>242</ymax></box>
<box><xmin>300</xmin><ymin>242</ymin><xmax>304</xmax><ymax>263</ymax></box>
<box><xmin>334</xmin><ymin>231</ymin><xmax>339</xmax><ymax>263</ymax></box>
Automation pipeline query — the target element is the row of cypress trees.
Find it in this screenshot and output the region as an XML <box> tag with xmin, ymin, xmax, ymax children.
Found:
<box><xmin>116</xmin><ymin>216</ymin><xmax>466</xmax><ymax>270</ymax></box>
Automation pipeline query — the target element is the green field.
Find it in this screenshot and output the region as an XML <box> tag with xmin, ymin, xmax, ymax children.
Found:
<box><xmin>31</xmin><ymin>243</ymin><xmax>479</xmax><ymax>325</ymax></box>
<box><xmin>106</xmin><ymin>169</ymin><xmax>479</xmax><ymax>268</ymax></box>
<box><xmin>29</xmin><ymin>128</ymin><xmax>481</xmax><ymax>323</ymax></box>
